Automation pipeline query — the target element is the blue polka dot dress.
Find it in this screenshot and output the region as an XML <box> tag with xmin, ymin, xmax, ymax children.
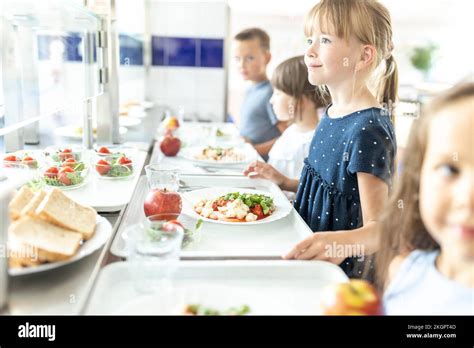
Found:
<box><xmin>294</xmin><ymin>106</ymin><xmax>396</xmax><ymax>277</ymax></box>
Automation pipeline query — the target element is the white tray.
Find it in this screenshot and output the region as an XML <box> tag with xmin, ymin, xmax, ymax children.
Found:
<box><xmin>110</xmin><ymin>174</ymin><xmax>313</xmax><ymax>259</ymax></box>
<box><xmin>84</xmin><ymin>260</ymin><xmax>348</xmax><ymax>315</ymax></box>
<box><xmin>63</xmin><ymin>150</ymin><xmax>148</xmax><ymax>212</ymax></box>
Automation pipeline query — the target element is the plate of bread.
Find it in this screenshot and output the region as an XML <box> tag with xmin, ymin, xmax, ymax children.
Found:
<box><xmin>7</xmin><ymin>186</ymin><xmax>113</xmax><ymax>276</ymax></box>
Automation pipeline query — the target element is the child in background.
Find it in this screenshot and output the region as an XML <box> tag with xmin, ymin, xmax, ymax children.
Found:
<box><xmin>233</xmin><ymin>28</ymin><xmax>288</xmax><ymax>159</ymax></box>
<box><xmin>267</xmin><ymin>55</ymin><xmax>329</xmax><ymax>199</ymax></box>
<box><xmin>377</xmin><ymin>83</ymin><xmax>474</xmax><ymax>315</ymax></box>
<box><xmin>245</xmin><ymin>0</ymin><xmax>397</xmax><ymax>278</ymax></box>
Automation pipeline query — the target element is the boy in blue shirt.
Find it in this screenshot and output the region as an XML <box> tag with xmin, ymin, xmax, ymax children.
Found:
<box><xmin>233</xmin><ymin>28</ymin><xmax>287</xmax><ymax>159</ymax></box>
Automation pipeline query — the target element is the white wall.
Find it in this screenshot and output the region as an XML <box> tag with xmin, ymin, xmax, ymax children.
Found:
<box><xmin>145</xmin><ymin>0</ymin><xmax>229</xmax><ymax>122</ymax></box>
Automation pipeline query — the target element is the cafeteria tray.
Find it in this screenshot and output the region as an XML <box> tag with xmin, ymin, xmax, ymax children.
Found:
<box><xmin>84</xmin><ymin>260</ymin><xmax>348</xmax><ymax>315</ymax></box>
<box><xmin>109</xmin><ymin>174</ymin><xmax>313</xmax><ymax>259</ymax></box>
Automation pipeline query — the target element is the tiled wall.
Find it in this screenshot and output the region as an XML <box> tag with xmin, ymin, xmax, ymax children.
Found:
<box><xmin>147</xmin><ymin>1</ymin><xmax>229</xmax><ymax>122</ymax></box>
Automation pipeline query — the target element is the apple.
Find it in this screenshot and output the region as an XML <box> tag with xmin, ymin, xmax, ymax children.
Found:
<box><xmin>160</xmin><ymin>135</ymin><xmax>181</xmax><ymax>157</ymax></box>
<box><xmin>144</xmin><ymin>188</ymin><xmax>182</xmax><ymax>217</ymax></box>
<box><xmin>166</xmin><ymin>116</ymin><xmax>180</xmax><ymax>131</ymax></box>
<box><xmin>320</xmin><ymin>279</ymin><xmax>383</xmax><ymax>315</ymax></box>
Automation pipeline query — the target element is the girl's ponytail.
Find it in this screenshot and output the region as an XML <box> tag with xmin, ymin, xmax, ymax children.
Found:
<box><xmin>379</xmin><ymin>54</ymin><xmax>398</xmax><ymax>121</ymax></box>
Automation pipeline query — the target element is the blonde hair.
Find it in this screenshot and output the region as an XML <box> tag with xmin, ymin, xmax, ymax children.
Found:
<box><xmin>304</xmin><ymin>0</ymin><xmax>398</xmax><ymax>112</ymax></box>
<box><xmin>271</xmin><ymin>55</ymin><xmax>330</xmax><ymax>119</ymax></box>
<box><xmin>373</xmin><ymin>82</ymin><xmax>474</xmax><ymax>291</ymax></box>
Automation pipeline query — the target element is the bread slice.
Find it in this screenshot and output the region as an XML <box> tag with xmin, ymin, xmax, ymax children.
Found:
<box><xmin>21</xmin><ymin>190</ymin><xmax>47</xmax><ymax>218</ymax></box>
<box><xmin>8</xmin><ymin>236</ymin><xmax>43</xmax><ymax>268</ymax></box>
<box><xmin>35</xmin><ymin>188</ymin><xmax>96</xmax><ymax>240</ymax></box>
<box><xmin>8</xmin><ymin>186</ymin><xmax>35</xmax><ymax>221</ymax></box>
<box><xmin>9</xmin><ymin>216</ymin><xmax>83</xmax><ymax>262</ymax></box>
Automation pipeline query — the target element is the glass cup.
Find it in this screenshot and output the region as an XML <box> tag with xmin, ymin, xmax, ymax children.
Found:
<box><xmin>123</xmin><ymin>218</ymin><xmax>184</xmax><ymax>294</ymax></box>
<box><xmin>144</xmin><ymin>164</ymin><xmax>180</xmax><ymax>191</ymax></box>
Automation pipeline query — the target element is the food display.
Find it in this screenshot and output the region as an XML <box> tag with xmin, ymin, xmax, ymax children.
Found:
<box><xmin>94</xmin><ymin>147</ymin><xmax>134</xmax><ymax>179</ymax></box>
<box><xmin>193</xmin><ymin>192</ymin><xmax>275</xmax><ymax>222</ymax></box>
<box><xmin>182</xmin><ymin>304</ymin><xmax>250</xmax><ymax>316</ymax></box>
<box><xmin>3</xmin><ymin>153</ymin><xmax>40</xmax><ymax>169</ymax></box>
<box><xmin>194</xmin><ymin>146</ymin><xmax>246</xmax><ymax>163</ymax></box>
<box><xmin>8</xmin><ymin>187</ymin><xmax>97</xmax><ymax>269</ymax></box>
<box><xmin>320</xmin><ymin>279</ymin><xmax>383</xmax><ymax>315</ymax></box>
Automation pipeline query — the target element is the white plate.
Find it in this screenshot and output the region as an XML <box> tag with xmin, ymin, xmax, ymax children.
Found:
<box><xmin>9</xmin><ymin>215</ymin><xmax>113</xmax><ymax>276</ymax></box>
<box><xmin>180</xmin><ymin>146</ymin><xmax>255</xmax><ymax>166</ymax></box>
<box><xmin>182</xmin><ymin>187</ymin><xmax>292</xmax><ymax>226</ymax></box>
<box><xmin>119</xmin><ymin>116</ymin><xmax>141</xmax><ymax>128</ymax></box>
<box><xmin>54</xmin><ymin>126</ymin><xmax>128</xmax><ymax>140</ymax></box>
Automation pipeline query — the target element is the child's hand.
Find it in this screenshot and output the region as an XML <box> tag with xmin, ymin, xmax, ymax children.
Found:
<box><xmin>243</xmin><ymin>161</ymin><xmax>287</xmax><ymax>186</ymax></box>
<box><xmin>283</xmin><ymin>232</ymin><xmax>347</xmax><ymax>265</ymax></box>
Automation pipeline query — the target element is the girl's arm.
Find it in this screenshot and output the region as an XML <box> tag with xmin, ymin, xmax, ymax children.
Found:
<box><xmin>243</xmin><ymin>161</ymin><xmax>300</xmax><ymax>192</ymax></box>
<box><xmin>284</xmin><ymin>172</ymin><xmax>389</xmax><ymax>261</ymax></box>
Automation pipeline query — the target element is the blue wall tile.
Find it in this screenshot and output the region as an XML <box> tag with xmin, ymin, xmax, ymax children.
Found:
<box><xmin>119</xmin><ymin>34</ymin><xmax>144</xmax><ymax>66</ymax></box>
<box><xmin>200</xmin><ymin>38</ymin><xmax>224</xmax><ymax>68</ymax></box>
<box><xmin>151</xmin><ymin>36</ymin><xmax>166</xmax><ymax>66</ymax></box>
<box><xmin>167</xmin><ymin>37</ymin><xmax>197</xmax><ymax>67</ymax></box>
<box><xmin>151</xmin><ymin>35</ymin><xmax>223</xmax><ymax>68</ymax></box>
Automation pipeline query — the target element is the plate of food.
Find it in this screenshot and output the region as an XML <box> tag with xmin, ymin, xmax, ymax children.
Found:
<box><xmin>54</xmin><ymin>125</ymin><xmax>128</xmax><ymax>140</ymax></box>
<box><xmin>182</xmin><ymin>187</ymin><xmax>292</xmax><ymax>225</ymax></box>
<box><xmin>7</xmin><ymin>186</ymin><xmax>113</xmax><ymax>276</ymax></box>
<box><xmin>180</xmin><ymin>145</ymin><xmax>254</xmax><ymax>166</ymax></box>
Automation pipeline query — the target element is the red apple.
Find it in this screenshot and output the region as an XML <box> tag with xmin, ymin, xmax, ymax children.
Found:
<box><xmin>160</xmin><ymin>135</ymin><xmax>181</xmax><ymax>157</ymax></box>
<box><xmin>320</xmin><ymin>279</ymin><xmax>383</xmax><ymax>315</ymax></box>
<box><xmin>144</xmin><ymin>188</ymin><xmax>182</xmax><ymax>217</ymax></box>
<box><xmin>166</xmin><ymin>116</ymin><xmax>180</xmax><ymax>131</ymax></box>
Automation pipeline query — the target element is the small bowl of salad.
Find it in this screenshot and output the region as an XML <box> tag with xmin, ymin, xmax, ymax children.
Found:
<box><xmin>93</xmin><ymin>152</ymin><xmax>135</xmax><ymax>180</ymax></box>
<box><xmin>35</xmin><ymin>160</ymin><xmax>89</xmax><ymax>190</ymax></box>
<box><xmin>2</xmin><ymin>151</ymin><xmax>43</xmax><ymax>169</ymax></box>
<box><xmin>44</xmin><ymin>146</ymin><xmax>84</xmax><ymax>164</ymax></box>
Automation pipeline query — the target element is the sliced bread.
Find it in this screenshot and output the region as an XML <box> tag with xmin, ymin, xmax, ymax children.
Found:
<box><xmin>35</xmin><ymin>188</ymin><xmax>96</xmax><ymax>240</ymax></box>
<box><xmin>8</xmin><ymin>186</ymin><xmax>34</xmax><ymax>221</ymax></box>
<box><xmin>9</xmin><ymin>216</ymin><xmax>83</xmax><ymax>262</ymax></box>
<box><xmin>21</xmin><ymin>190</ymin><xmax>47</xmax><ymax>217</ymax></box>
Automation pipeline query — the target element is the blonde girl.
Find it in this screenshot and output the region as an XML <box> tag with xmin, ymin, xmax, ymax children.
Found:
<box><xmin>245</xmin><ymin>0</ymin><xmax>398</xmax><ymax>278</ymax></box>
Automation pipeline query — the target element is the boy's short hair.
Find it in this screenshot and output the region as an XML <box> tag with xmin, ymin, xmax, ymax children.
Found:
<box><xmin>234</xmin><ymin>28</ymin><xmax>270</xmax><ymax>51</ymax></box>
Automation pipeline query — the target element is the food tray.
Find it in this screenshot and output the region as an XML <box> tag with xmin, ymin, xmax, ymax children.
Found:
<box><xmin>110</xmin><ymin>174</ymin><xmax>313</xmax><ymax>259</ymax></box>
<box><xmin>84</xmin><ymin>260</ymin><xmax>348</xmax><ymax>315</ymax></box>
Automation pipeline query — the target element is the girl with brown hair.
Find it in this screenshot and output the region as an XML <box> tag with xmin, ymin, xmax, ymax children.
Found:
<box><xmin>379</xmin><ymin>82</ymin><xmax>474</xmax><ymax>314</ymax></box>
<box><xmin>267</xmin><ymin>55</ymin><xmax>328</xmax><ymax>198</ymax></box>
